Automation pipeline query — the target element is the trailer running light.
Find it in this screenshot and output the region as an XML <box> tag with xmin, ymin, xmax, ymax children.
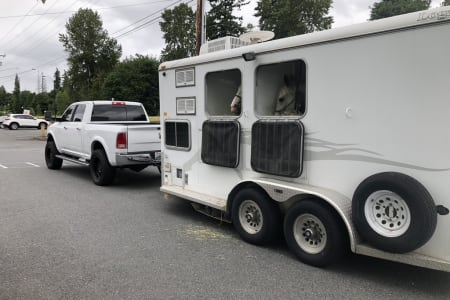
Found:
<box><xmin>116</xmin><ymin>132</ymin><xmax>127</xmax><ymax>149</ymax></box>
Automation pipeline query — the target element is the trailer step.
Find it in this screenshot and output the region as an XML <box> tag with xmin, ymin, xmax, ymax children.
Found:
<box><xmin>55</xmin><ymin>154</ymin><xmax>89</xmax><ymax>166</ymax></box>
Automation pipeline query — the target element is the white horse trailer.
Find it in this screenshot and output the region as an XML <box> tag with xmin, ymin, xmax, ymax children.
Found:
<box><xmin>158</xmin><ymin>7</ymin><xmax>450</xmax><ymax>271</ymax></box>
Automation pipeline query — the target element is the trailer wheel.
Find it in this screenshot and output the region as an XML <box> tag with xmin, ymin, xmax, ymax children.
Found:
<box><xmin>231</xmin><ymin>188</ymin><xmax>280</xmax><ymax>245</ymax></box>
<box><xmin>90</xmin><ymin>149</ymin><xmax>116</xmax><ymax>186</ymax></box>
<box><xmin>284</xmin><ymin>200</ymin><xmax>347</xmax><ymax>267</ymax></box>
<box><xmin>352</xmin><ymin>172</ymin><xmax>437</xmax><ymax>253</ymax></box>
<box><xmin>45</xmin><ymin>141</ymin><xmax>63</xmax><ymax>170</ymax></box>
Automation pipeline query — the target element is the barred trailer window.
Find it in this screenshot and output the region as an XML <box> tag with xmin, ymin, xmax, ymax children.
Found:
<box><xmin>201</xmin><ymin>120</ymin><xmax>240</xmax><ymax>168</ymax></box>
<box><xmin>251</xmin><ymin>120</ymin><xmax>304</xmax><ymax>177</ymax></box>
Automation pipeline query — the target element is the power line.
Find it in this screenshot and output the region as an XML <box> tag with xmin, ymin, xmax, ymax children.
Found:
<box><xmin>0</xmin><ymin>0</ymin><xmax>171</xmax><ymax>19</ymax></box>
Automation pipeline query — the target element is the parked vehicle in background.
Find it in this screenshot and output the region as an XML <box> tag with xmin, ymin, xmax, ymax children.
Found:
<box><xmin>2</xmin><ymin>114</ymin><xmax>49</xmax><ymax>130</ymax></box>
<box><xmin>45</xmin><ymin>100</ymin><xmax>161</xmax><ymax>186</ymax></box>
<box><xmin>0</xmin><ymin>115</ymin><xmax>6</xmax><ymax>127</ymax></box>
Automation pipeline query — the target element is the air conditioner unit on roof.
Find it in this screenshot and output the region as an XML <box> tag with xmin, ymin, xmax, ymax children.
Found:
<box><xmin>199</xmin><ymin>36</ymin><xmax>250</xmax><ymax>55</ymax></box>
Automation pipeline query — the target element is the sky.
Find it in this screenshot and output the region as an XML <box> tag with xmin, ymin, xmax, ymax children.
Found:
<box><xmin>0</xmin><ymin>0</ymin><xmax>444</xmax><ymax>93</ymax></box>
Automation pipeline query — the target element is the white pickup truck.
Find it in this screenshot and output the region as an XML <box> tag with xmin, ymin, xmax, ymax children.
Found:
<box><xmin>45</xmin><ymin>100</ymin><xmax>161</xmax><ymax>185</ymax></box>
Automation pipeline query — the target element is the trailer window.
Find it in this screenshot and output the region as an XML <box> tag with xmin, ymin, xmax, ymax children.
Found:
<box><xmin>165</xmin><ymin>120</ymin><xmax>190</xmax><ymax>150</ymax></box>
<box><xmin>255</xmin><ymin>60</ymin><xmax>306</xmax><ymax>116</ymax></box>
<box><xmin>205</xmin><ymin>69</ymin><xmax>241</xmax><ymax>116</ymax></box>
<box><xmin>201</xmin><ymin>120</ymin><xmax>240</xmax><ymax>168</ymax></box>
<box><xmin>251</xmin><ymin>120</ymin><xmax>304</xmax><ymax>177</ymax></box>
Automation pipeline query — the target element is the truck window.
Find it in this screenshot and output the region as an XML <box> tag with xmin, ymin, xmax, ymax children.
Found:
<box><xmin>91</xmin><ymin>104</ymin><xmax>146</xmax><ymax>121</ymax></box>
<box><xmin>255</xmin><ymin>60</ymin><xmax>306</xmax><ymax>116</ymax></box>
<box><xmin>72</xmin><ymin>104</ymin><xmax>86</xmax><ymax>122</ymax></box>
<box><xmin>205</xmin><ymin>69</ymin><xmax>241</xmax><ymax>116</ymax></box>
<box><xmin>61</xmin><ymin>105</ymin><xmax>75</xmax><ymax>122</ymax></box>
<box><xmin>126</xmin><ymin>105</ymin><xmax>147</xmax><ymax>121</ymax></box>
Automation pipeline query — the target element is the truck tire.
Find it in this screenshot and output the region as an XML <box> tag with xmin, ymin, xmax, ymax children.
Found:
<box><xmin>45</xmin><ymin>141</ymin><xmax>63</xmax><ymax>170</ymax></box>
<box><xmin>352</xmin><ymin>172</ymin><xmax>437</xmax><ymax>253</ymax></box>
<box><xmin>89</xmin><ymin>149</ymin><xmax>116</xmax><ymax>186</ymax></box>
<box><xmin>284</xmin><ymin>199</ymin><xmax>348</xmax><ymax>267</ymax></box>
<box><xmin>231</xmin><ymin>188</ymin><xmax>281</xmax><ymax>245</ymax></box>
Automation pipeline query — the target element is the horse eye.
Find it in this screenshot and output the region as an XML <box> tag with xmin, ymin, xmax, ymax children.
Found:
<box><xmin>279</xmin><ymin>97</ymin><xmax>284</xmax><ymax>102</ymax></box>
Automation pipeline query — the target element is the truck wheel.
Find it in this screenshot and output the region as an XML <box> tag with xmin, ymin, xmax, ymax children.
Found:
<box><xmin>9</xmin><ymin>122</ymin><xmax>18</xmax><ymax>130</ymax></box>
<box><xmin>231</xmin><ymin>188</ymin><xmax>281</xmax><ymax>245</ymax></box>
<box><xmin>45</xmin><ymin>141</ymin><xmax>63</xmax><ymax>170</ymax></box>
<box><xmin>284</xmin><ymin>200</ymin><xmax>348</xmax><ymax>267</ymax></box>
<box><xmin>352</xmin><ymin>172</ymin><xmax>437</xmax><ymax>253</ymax></box>
<box><xmin>90</xmin><ymin>149</ymin><xmax>116</xmax><ymax>186</ymax></box>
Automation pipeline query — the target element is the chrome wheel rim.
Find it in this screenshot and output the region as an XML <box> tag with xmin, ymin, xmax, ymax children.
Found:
<box><xmin>293</xmin><ymin>213</ymin><xmax>327</xmax><ymax>254</ymax></box>
<box><xmin>364</xmin><ymin>190</ymin><xmax>411</xmax><ymax>237</ymax></box>
<box><xmin>238</xmin><ymin>200</ymin><xmax>263</xmax><ymax>234</ymax></box>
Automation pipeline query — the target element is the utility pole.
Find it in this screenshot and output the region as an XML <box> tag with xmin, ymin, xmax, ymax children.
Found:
<box><xmin>196</xmin><ymin>0</ymin><xmax>206</xmax><ymax>55</ymax></box>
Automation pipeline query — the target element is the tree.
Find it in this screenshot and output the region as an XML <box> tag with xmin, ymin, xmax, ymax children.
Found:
<box><xmin>442</xmin><ymin>0</ymin><xmax>450</xmax><ymax>5</ymax></box>
<box><xmin>370</xmin><ymin>0</ymin><xmax>431</xmax><ymax>20</ymax></box>
<box><xmin>11</xmin><ymin>74</ymin><xmax>21</xmax><ymax>113</ymax></box>
<box><xmin>255</xmin><ymin>0</ymin><xmax>333</xmax><ymax>39</ymax></box>
<box><xmin>206</xmin><ymin>0</ymin><xmax>249</xmax><ymax>40</ymax></box>
<box><xmin>102</xmin><ymin>55</ymin><xmax>160</xmax><ymax>115</ymax></box>
<box><xmin>59</xmin><ymin>8</ymin><xmax>122</xmax><ymax>100</ymax></box>
<box><xmin>160</xmin><ymin>4</ymin><xmax>196</xmax><ymax>62</ymax></box>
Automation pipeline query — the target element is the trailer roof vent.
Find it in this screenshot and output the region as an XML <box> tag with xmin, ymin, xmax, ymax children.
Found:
<box><xmin>199</xmin><ymin>36</ymin><xmax>250</xmax><ymax>55</ymax></box>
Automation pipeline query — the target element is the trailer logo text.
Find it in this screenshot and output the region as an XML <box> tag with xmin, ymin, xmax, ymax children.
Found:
<box><xmin>417</xmin><ymin>9</ymin><xmax>450</xmax><ymax>22</ymax></box>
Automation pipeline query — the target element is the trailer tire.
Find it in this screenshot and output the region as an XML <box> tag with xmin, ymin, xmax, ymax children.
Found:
<box><xmin>284</xmin><ymin>199</ymin><xmax>348</xmax><ymax>267</ymax></box>
<box><xmin>352</xmin><ymin>172</ymin><xmax>437</xmax><ymax>253</ymax></box>
<box><xmin>90</xmin><ymin>149</ymin><xmax>116</xmax><ymax>186</ymax></box>
<box><xmin>231</xmin><ymin>188</ymin><xmax>281</xmax><ymax>245</ymax></box>
<box><xmin>45</xmin><ymin>141</ymin><xmax>63</xmax><ymax>170</ymax></box>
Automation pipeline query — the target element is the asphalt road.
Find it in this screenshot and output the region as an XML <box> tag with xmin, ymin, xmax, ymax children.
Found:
<box><xmin>0</xmin><ymin>128</ymin><xmax>449</xmax><ymax>299</ymax></box>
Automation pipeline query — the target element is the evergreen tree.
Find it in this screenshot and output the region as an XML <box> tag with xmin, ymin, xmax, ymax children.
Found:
<box><xmin>255</xmin><ymin>0</ymin><xmax>333</xmax><ymax>39</ymax></box>
<box><xmin>160</xmin><ymin>4</ymin><xmax>196</xmax><ymax>61</ymax></box>
<box><xmin>12</xmin><ymin>74</ymin><xmax>21</xmax><ymax>113</ymax></box>
<box><xmin>59</xmin><ymin>8</ymin><xmax>122</xmax><ymax>100</ymax></box>
<box><xmin>370</xmin><ymin>0</ymin><xmax>431</xmax><ymax>20</ymax></box>
<box><xmin>206</xmin><ymin>0</ymin><xmax>249</xmax><ymax>40</ymax></box>
<box><xmin>102</xmin><ymin>55</ymin><xmax>160</xmax><ymax>115</ymax></box>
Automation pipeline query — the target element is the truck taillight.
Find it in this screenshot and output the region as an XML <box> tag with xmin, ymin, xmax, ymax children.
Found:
<box><xmin>116</xmin><ymin>132</ymin><xmax>127</xmax><ymax>149</ymax></box>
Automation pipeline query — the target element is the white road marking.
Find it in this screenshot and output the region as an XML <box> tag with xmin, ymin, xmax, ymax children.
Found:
<box><xmin>25</xmin><ymin>162</ymin><xmax>40</xmax><ymax>167</ymax></box>
<box><xmin>0</xmin><ymin>164</ymin><xmax>7</xmax><ymax>169</ymax></box>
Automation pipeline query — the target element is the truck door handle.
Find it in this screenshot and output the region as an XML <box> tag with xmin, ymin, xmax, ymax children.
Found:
<box><xmin>76</xmin><ymin>128</ymin><xmax>81</xmax><ymax>131</ymax></box>
<box><xmin>63</xmin><ymin>126</ymin><xmax>68</xmax><ymax>130</ymax></box>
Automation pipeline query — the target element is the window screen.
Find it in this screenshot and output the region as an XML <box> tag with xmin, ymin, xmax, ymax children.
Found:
<box><xmin>165</xmin><ymin>121</ymin><xmax>190</xmax><ymax>150</ymax></box>
<box><xmin>251</xmin><ymin>120</ymin><xmax>304</xmax><ymax>177</ymax></box>
<box><xmin>201</xmin><ymin>120</ymin><xmax>240</xmax><ymax>168</ymax></box>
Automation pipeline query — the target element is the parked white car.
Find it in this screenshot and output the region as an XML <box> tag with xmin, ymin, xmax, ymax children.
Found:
<box><xmin>2</xmin><ymin>114</ymin><xmax>49</xmax><ymax>130</ymax></box>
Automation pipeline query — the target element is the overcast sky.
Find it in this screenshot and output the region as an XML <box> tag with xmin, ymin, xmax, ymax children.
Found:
<box><xmin>0</xmin><ymin>0</ymin><xmax>444</xmax><ymax>93</ymax></box>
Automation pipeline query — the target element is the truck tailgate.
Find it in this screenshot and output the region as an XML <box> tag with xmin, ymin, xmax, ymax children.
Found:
<box><xmin>127</xmin><ymin>124</ymin><xmax>160</xmax><ymax>153</ymax></box>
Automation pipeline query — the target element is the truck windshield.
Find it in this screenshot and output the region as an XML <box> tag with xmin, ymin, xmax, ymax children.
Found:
<box><xmin>91</xmin><ymin>104</ymin><xmax>147</xmax><ymax>121</ymax></box>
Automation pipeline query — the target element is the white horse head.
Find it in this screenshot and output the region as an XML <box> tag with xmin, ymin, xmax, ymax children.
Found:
<box><xmin>230</xmin><ymin>85</ymin><xmax>242</xmax><ymax>115</ymax></box>
<box><xmin>274</xmin><ymin>75</ymin><xmax>298</xmax><ymax>115</ymax></box>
